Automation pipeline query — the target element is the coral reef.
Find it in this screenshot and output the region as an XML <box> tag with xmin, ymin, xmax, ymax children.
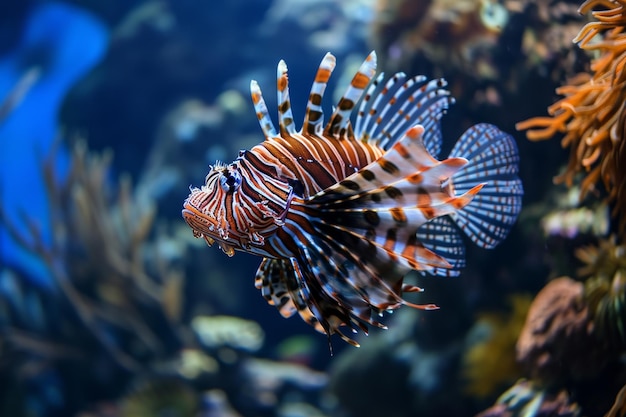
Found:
<box><xmin>475</xmin><ymin>378</ymin><xmax>581</xmax><ymax>417</ymax></box>
<box><xmin>478</xmin><ymin>268</ymin><xmax>626</xmax><ymax>415</ymax></box>
<box><xmin>517</xmin><ymin>0</ymin><xmax>626</xmax><ymax>239</ymax></box>
<box><xmin>515</xmin><ymin>277</ymin><xmax>604</xmax><ymax>383</ymax></box>
<box><xmin>370</xmin><ymin>0</ymin><xmax>588</xmax><ymax>129</ymax></box>
<box><xmin>494</xmin><ymin>3</ymin><xmax>626</xmax><ymax>410</ymax></box>
<box><xmin>6</xmin><ymin>0</ymin><xmax>626</xmax><ymax>416</ymax></box>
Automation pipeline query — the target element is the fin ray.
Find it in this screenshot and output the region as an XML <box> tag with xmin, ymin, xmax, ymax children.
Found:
<box><xmin>448</xmin><ymin>123</ymin><xmax>523</xmax><ymax>248</ymax></box>
<box><xmin>277</xmin><ymin>60</ymin><xmax>297</xmax><ymax>135</ymax></box>
<box><xmin>355</xmin><ymin>74</ymin><xmax>453</xmax><ymax>156</ymax></box>
<box><xmin>255</xmin><ymin>258</ymin><xmax>299</xmax><ymax>318</ymax></box>
<box><xmin>416</xmin><ymin>216</ymin><xmax>466</xmax><ymax>277</ymax></box>
<box><xmin>325</xmin><ymin>51</ymin><xmax>377</xmax><ymax>138</ymax></box>
<box><xmin>302</xmin><ymin>53</ymin><xmax>336</xmax><ymax>136</ymax></box>
<box><xmin>308</xmin><ymin>183</ymin><xmax>483</xmax><ymax>273</ymax></box>
<box><xmin>250</xmin><ymin>80</ymin><xmax>278</xmax><ymax>138</ymax></box>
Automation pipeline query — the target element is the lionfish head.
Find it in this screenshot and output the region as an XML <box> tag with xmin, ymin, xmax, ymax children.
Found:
<box><xmin>182</xmin><ymin>160</ymin><xmax>289</xmax><ymax>257</ymax></box>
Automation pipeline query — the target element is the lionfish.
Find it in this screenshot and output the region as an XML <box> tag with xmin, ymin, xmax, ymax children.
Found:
<box><xmin>183</xmin><ymin>52</ymin><xmax>523</xmax><ymax>346</ymax></box>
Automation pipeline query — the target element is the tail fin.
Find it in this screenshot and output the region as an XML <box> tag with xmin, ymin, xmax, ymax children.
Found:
<box><xmin>447</xmin><ymin>123</ymin><xmax>523</xmax><ymax>248</ymax></box>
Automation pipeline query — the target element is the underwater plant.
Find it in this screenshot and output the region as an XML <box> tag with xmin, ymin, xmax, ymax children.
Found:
<box><xmin>516</xmin><ymin>0</ymin><xmax>626</xmax><ymax>239</ymax></box>
<box><xmin>462</xmin><ymin>294</ymin><xmax>532</xmax><ymax>398</ymax></box>
<box><xmin>0</xmin><ymin>141</ymin><xmax>182</xmax><ymax>378</ymax></box>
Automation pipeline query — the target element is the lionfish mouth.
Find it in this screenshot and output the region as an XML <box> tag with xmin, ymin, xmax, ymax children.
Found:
<box><xmin>182</xmin><ymin>196</ymin><xmax>237</xmax><ymax>257</ymax></box>
<box><xmin>181</xmin><ymin>201</ymin><xmax>212</xmax><ymax>236</ymax></box>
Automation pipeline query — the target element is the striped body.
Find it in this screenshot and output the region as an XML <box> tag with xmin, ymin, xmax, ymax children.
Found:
<box><xmin>183</xmin><ymin>52</ymin><xmax>523</xmax><ymax>346</ymax></box>
<box><xmin>182</xmin><ymin>131</ymin><xmax>383</xmax><ymax>258</ymax></box>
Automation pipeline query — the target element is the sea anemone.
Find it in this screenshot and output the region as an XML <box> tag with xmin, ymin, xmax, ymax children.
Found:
<box><xmin>516</xmin><ymin>0</ymin><xmax>626</xmax><ymax>239</ymax></box>
<box><xmin>577</xmin><ymin>237</ymin><xmax>626</xmax><ymax>351</ymax></box>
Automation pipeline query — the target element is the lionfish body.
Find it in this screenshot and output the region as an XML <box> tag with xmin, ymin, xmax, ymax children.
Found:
<box><xmin>183</xmin><ymin>52</ymin><xmax>523</xmax><ymax>346</ymax></box>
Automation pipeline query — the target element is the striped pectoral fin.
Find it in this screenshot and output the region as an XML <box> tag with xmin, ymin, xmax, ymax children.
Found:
<box><xmin>309</xmin><ymin>216</ymin><xmax>444</xmax><ymax>314</ymax></box>
<box><xmin>317</xmin><ymin>158</ymin><xmax>470</xmax><ymax>211</ymax></box>
<box><xmin>311</xmin><ymin>140</ymin><xmax>472</xmax><ymax>212</ymax></box>
<box><xmin>363</xmin><ymin>221</ymin><xmax>454</xmax><ymax>273</ymax></box>
<box><xmin>308</xmin><ymin>223</ymin><xmax>412</xmax><ymax>307</ymax></box>
<box><xmin>448</xmin><ymin>123</ymin><xmax>524</xmax><ymax>248</ymax></box>
<box><xmin>285</xmin><ymin>206</ymin><xmax>464</xmax><ymax>343</ymax></box>
<box><xmin>255</xmin><ymin>257</ymin><xmax>328</xmax><ymax>331</ymax></box>
<box><xmin>254</xmin><ymin>255</ymin><xmax>361</xmax><ymax>341</ymax></box>
<box><xmin>345</xmin><ymin>206</ymin><xmax>471</xmax><ymax>271</ymax></box>
<box><xmin>297</xmin><ymin>247</ymin><xmax>368</xmax><ymax>345</ymax></box>
<box><xmin>311</xmin><ymin>183</ymin><xmax>482</xmax><ymax>274</ymax></box>
<box><xmin>324</xmin><ymin>51</ymin><xmax>377</xmax><ymax>139</ymax></box>
<box><xmin>301</xmin><ymin>238</ymin><xmax>394</xmax><ymax>316</ymax></box>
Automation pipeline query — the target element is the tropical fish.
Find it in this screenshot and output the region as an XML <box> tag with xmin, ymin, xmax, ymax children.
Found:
<box><xmin>182</xmin><ymin>52</ymin><xmax>523</xmax><ymax>346</ymax></box>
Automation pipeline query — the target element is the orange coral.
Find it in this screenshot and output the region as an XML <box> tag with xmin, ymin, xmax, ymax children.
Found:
<box><xmin>516</xmin><ymin>0</ymin><xmax>626</xmax><ymax>238</ymax></box>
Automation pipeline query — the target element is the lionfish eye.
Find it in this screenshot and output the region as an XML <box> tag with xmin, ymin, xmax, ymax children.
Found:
<box><xmin>219</xmin><ymin>170</ymin><xmax>242</xmax><ymax>193</ymax></box>
<box><xmin>288</xmin><ymin>179</ymin><xmax>304</xmax><ymax>197</ymax></box>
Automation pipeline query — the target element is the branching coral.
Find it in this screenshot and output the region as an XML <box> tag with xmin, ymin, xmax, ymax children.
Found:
<box><xmin>0</xmin><ymin>140</ymin><xmax>185</xmax><ymax>372</ymax></box>
<box><xmin>516</xmin><ymin>0</ymin><xmax>626</xmax><ymax>239</ymax></box>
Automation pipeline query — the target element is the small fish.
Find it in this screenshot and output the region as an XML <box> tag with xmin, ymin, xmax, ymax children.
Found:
<box><xmin>183</xmin><ymin>52</ymin><xmax>523</xmax><ymax>346</ymax></box>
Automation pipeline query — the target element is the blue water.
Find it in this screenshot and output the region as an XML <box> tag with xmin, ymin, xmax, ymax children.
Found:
<box><xmin>0</xmin><ymin>1</ymin><xmax>108</xmax><ymax>289</ymax></box>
